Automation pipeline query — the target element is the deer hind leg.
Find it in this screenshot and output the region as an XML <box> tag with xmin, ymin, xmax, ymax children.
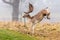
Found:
<box><xmin>47</xmin><ymin>13</ymin><xmax>50</xmax><ymax>19</ymax></box>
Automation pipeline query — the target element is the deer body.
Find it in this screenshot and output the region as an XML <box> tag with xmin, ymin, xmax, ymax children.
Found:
<box><xmin>24</xmin><ymin>9</ymin><xmax>50</xmax><ymax>23</ymax></box>
<box><xmin>23</xmin><ymin>3</ymin><xmax>50</xmax><ymax>34</ymax></box>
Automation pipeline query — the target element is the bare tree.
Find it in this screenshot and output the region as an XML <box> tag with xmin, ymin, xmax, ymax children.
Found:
<box><xmin>2</xmin><ymin>0</ymin><xmax>20</xmax><ymax>21</ymax></box>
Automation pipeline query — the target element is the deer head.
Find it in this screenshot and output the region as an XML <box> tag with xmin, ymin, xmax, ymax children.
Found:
<box><xmin>23</xmin><ymin>3</ymin><xmax>33</xmax><ymax>18</ymax></box>
<box><xmin>23</xmin><ymin>13</ymin><xmax>30</xmax><ymax>18</ymax></box>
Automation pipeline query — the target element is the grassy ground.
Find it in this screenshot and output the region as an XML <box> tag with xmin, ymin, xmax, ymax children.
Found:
<box><xmin>0</xmin><ymin>21</ymin><xmax>60</xmax><ymax>40</ymax></box>
<box><xmin>0</xmin><ymin>29</ymin><xmax>37</xmax><ymax>40</ymax></box>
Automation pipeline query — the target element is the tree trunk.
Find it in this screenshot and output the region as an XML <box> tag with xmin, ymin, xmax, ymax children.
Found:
<box><xmin>12</xmin><ymin>6</ymin><xmax>19</xmax><ymax>21</ymax></box>
<box><xmin>12</xmin><ymin>0</ymin><xmax>20</xmax><ymax>21</ymax></box>
<box><xmin>2</xmin><ymin>0</ymin><xmax>20</xmax><ymax>21</ymax></box>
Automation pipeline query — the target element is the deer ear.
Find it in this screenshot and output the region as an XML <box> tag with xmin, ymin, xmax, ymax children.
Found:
<box><xmin>29</xmin><ymin>3</ymin><xmax>33</xmax><ymax>13</ymax></box>
<box><xmin>24</xmin><ymin>3</ymin><xmax>33</xmax><ymax>14</ymax></box>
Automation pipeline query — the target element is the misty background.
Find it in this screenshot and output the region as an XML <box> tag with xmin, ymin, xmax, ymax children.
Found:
<box><xmin>0</xmin><ymin>0</ymin><xmax>60</xmax><ymax>22</ymax></box>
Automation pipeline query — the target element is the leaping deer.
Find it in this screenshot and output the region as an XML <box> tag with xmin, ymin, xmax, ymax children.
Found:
<box><xmin>23</xmin><ymin>3</ymin><xmax>50</xmax><ymax>34</ymax></box>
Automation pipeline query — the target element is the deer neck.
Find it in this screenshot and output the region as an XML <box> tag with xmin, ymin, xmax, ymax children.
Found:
<box><xmin>26</xmin><ymin>15</ymin><xmax>33</xmax><ymax>19</ymax></box>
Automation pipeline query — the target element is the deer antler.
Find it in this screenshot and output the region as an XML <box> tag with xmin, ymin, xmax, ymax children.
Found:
<box><xmin>24</xmin><ymin>3</ymin><xmax>33</xmax><ymax>14</ymax></box>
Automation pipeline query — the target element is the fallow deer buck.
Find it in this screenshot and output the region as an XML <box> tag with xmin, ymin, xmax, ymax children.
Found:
<box><xmin>23</xmin><ymin>3</ymin><xmax>50</xmax><ymax>34</ymax></box>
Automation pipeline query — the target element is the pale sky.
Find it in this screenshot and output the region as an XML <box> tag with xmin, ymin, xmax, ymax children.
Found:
<box><xmin>0</xmin><ymin>0</ymin><xmax>60</xmax><ymax>22</ymax></box>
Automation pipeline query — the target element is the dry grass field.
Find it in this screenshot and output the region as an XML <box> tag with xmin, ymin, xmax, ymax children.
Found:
<box><xmin>0</xmin><ymin>21</ymin><xmax>60</xmax><ymax>40</ymax></box>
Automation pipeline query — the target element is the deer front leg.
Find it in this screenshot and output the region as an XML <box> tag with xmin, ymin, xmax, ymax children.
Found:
<box><xmin>30</xmin><ymin>22</ymin><xmax>35</xmax><ymax>35</ymax></box>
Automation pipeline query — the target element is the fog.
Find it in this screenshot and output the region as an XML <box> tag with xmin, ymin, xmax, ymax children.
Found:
<box><xmin>0</xmin><ymin>0</ymin><xmax>60</xmax><ymax>22</ymax></box>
